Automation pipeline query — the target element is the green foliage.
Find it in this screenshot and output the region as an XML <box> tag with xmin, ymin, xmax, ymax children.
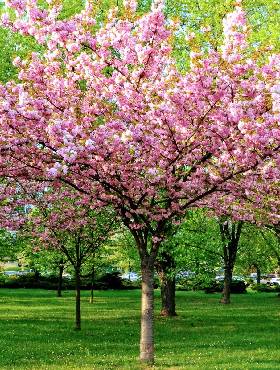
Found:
<box><xmin>172</xmin><ymin>210</ymin><xmax>223</xmax><ymax>280</ymax></box>
<box><xmin>0</xmin><ymin>229</ymin><xmax>23</xmax><ymax>262</ymax></box>
<box><xmin>0</xmin><ymin>289</ymin><xmax>280</xmax><ymax>369</ymax></box>
<box><xmin>176</xmin><ymin>273</ymin><xmax>213</xmax><ymax>291</ymax></box>
<box><xmin>236</xmin><ymin>225</ymin><xmax>279</xmax><ymax>276</ymax></box>
<box><xmin>170</xmin><ymin>212</ymin><xmax>279</xmax><ymax>283</ymax></box>
<box><xmin>167</xmin><ymin>0</ymin><xmax>280</xmax><ymax>71</ymax></box>
<box><xmin>251</xmin><ymin>283</ymin><xmax>280</xmax><ymax>293</ymax></box>
<box><xmin>104</xmin><ymin>227</ymin><xmax>140</xmax><ymax>273</ymax></box>
<box><xmin>0</xmin><ymin>25</ymin><xmax>42</xmax><ymax>83</ymax></box>
<box><xmin>18</xmin><ymin>242</ymin><xmax>69</xmax><ymax>276</ymax></box>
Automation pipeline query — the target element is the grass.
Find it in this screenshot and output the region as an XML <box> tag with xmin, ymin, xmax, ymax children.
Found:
<box><xmin>0</xmin><ymin>289</ymin><xmax>279</xmax><ymax>370</ymax></box>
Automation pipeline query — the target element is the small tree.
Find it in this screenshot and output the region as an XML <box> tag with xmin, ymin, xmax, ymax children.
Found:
<box><xmin>25</xmin><ymin>187</ymin><xmax>116</xmax><ymax>330</ymax></box>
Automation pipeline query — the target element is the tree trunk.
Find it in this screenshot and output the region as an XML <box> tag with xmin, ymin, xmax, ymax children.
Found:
<box><xmin>57</xmin><ymin>260</ymin><xmax>64</xmax><ymax>298</ymax></box>
<box><xmin>160</xmin><ymin>275</ymin><xmax>176</xmax><ymax>316</ymax></box>
<box><xmin>75</xmin><ymin>265</ymin><xmax>81</xmax><ymax>331</ymax></box>
<box><xmin>140</xmin><ymin>263</ymin><xmax>154</xmax><ymax>364</ymax></box>
<box><xmin>276</xmin><ymin>258</ymin><xmax>280</xmax><ymax>276</ymax></box>
<box><xmin>256</xmin><ymin>266</ymin><xmax>261</xmax><ymax>285</ymax></box>
<box><xmin>220</xmin><ymin>263</ymin><xmax>232</xmax><ymax>304</ymax></box>
<box><xmin>219</xmin><ymin>220</ymin><xmax>243</xmax><ymax>305</ymax></box>
<box><xmin>89</xmin><ymin>266</ymin><xmax>95</xmax><ymax>304</ymax></box>
<box><xmin>128</xmin><ymin>226</ymin><xmax>163</xmax><ymax>364</ymax></box>
<box><xmin>156</xmin><ymin>251</ymin><xmax>177</xmax><ymax>317</ymax></box>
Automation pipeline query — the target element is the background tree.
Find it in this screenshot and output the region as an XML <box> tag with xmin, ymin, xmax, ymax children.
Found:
<box><xmin>19</xmin><ymin>241</ymin><xmax>70</xmax><ymax>296</ymax></box>
<box><xmin>176</xmin><ymin>212</ymin><xmax>243</xmax><ymax>304</ymax></box>
<box><xmin>235</xmin><ymin>224</ymin><xmax>279</xmax><ymax>282</ymax></box>
<box><xmin>104</xmin><ymin>226</ymin><xmax>141</xmax><ymax>276</ymax></box>
<box><xmin>24</xmin><ymin>187</ymin><xmax>117</xmax><ymax>330</ymax></box>
<box><xmin>0</xmin><ymin>229</ymin><xmax>21</xmax><ymax>263</ymax></box>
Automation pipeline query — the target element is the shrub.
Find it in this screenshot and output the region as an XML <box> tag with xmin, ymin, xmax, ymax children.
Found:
<box><xmin>204</xmin><ymin>280</ymin><xmax>246</xmax><ymax>294</ymax></box>
<box><xmin>0</xmin><ymin>273</ymin><xmax>66</xmax><ymax>290</ymax></box>
<box><xmin>95</xmin><ymin>272</ymin><xmax>123</xmax><ymax>290</ymax></box>
<box><xmin>230</xmin><ymin>280</ymin><xmax>247</xmax><ymax>293</ymax></box>
<box><xmin>176</xmin><ymin>276</ymin><xmax>214</xmax><ymax>291</ymax></box>
<box><xmin>250</xmin><ymin>283</ymin><xmax>280</xmax><ymax>293</ymax></box>
<box><xmin>118</xmin><ymin>278</ymin><xmax>141</xmax><ymax>289</ymax></box>
<box><xmin>0</xmin><ymin>271</ymin><xmax>142</xmax><ymax>290</ymax></box>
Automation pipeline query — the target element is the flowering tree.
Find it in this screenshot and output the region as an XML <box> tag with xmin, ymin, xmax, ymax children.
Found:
<box><xmin>22</xmin><ymin>184</ymin><xmax>116</xmax><ymax>330</ymax></box>
<box><xmin>0</xmin><ymin>0</ymin><xmax>279</xmax><ymax>362</ymax></box>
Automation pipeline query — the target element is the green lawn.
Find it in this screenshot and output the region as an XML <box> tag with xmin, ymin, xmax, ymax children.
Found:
<box><xmin>0</xmin><ymin>289</ymin><xmax>279</xmax><ymax>370</ymax></box>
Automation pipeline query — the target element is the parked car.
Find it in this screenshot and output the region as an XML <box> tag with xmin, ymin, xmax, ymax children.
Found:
<box><xmin>215</xmin><ymin>275</ymin><xmax>245</xmax><ymax>282</ymax></box>
<box><xmin>232</xmin><ymin>275</ymin><xmax>245</xmax><ymax>281</ymax></box>
<box><xmin>2</xmin><ymin>270</ymin><xmax>32</xmax><ymax>276</ymax></box>
<box><xmin>121</xmin><ymin>272</ymin><xmax>140</xmax><ymax>282</ymax></box>
<box><xmin>215</xmin><ymin>275</ymin><xmax>224</xmax><ymax>281</ymax></box>
<box><xmin>270</xmin><ymin>277</ymin><xmax>280</xmax><ymax>286</ymax></box>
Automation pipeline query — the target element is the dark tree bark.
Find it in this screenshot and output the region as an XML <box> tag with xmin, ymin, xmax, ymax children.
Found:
<box><xmin>156</xmin><ymin>251</ymin><xmax>177</xmax><ymax>317</ymax></box>
<box><xmin>75</xmin><ymin>263</ymin><xmax>81</xmax><ymax>331</ymax></box>
<box><xmin>89</xmin><ymin>265</ymin><xmax>95</xmax><ymax>304</ymax></box>
<box><xmin>34</xmin><ymin>269</ymin><xmax>40</xmax><ymax>281</ymax></box>
<box><xmin>265</xmin><ymin>225</ymin><xmax>280</xmax><ymax>274</ymax></box>
<box><xmin>221</xmin><ymin>262</ymin><xmax>233</xmax><ymax>304</ymax></box>
<box><xmin>160</xmin><ymin>276</ymin><xmax>176</xmax><ymax>316</ymax></box>
<box><xmin>57</xmin><ymin>259</ymin><xmax>64</xmax><ymax>298</ymax></box>
<box><xmin>219</xmin><ymin>220</ymin><xmax>243</xmax><ymax>304</ymax></box>
<box><xmin>256</xmin><ymin>266</ymin><xmax>261</xmax><ymax>284</ymax></box>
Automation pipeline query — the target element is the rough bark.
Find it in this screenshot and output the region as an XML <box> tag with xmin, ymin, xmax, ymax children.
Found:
<box><xmin>75</xmin><ymin>264</ymin><xmax>81</xmax><ymax>331</ymax></box>
<box><xmin>156</xmin><ymin>251</ymin><xmax>177</xmax><ymax>317</ymax></box>
<box><xmin>140</xmin><ymin>262</ymin><xmax>154</xmax><ymax>363</ymax></box>
<box><xmin>57</xmin><ymin>259</ymin><xmax>64</xmax><ymax>298</ymax></box>
<box><xmin>127</xmin><ymin>222</ymin><xmax>164</xmax><ymax>364</ymax></box>
<box><xmin>160</xmin><ymin>276</ymin><xmax>176</xmax><ymax>316</ymax></box>
<box><xmin>256</xmin><ymin>266</ymin><xmax>261</xmax><ymax>284</ymax></box>
<box><xmin>89</xmin><ymin>266</ymin><xmax>95</xmax><ymax>304</ymax></box>
<box><xmin>220</xmin><ymin>220</ymin><xmax>243</xmax><ymax>305</ymax></box>
<box><xmin>220</xmin><ymin>263</ymin><xmax>232</xmax><ymax>304</ymax></box>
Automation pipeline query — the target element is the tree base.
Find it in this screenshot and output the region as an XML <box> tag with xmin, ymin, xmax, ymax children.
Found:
<box><xmin>220</xmin><ymin>298</ymin><xmax>230</xmax><ymax>304</ymax></box>
<box><xmin>139</xmin><ymin>356</ymin><xmax>154</xmax><ymax>366</ymax></box>
<box><xmin>160</xmin><ymin>309</ymin><xmax>177</xmax><ymax>317</ymax></box>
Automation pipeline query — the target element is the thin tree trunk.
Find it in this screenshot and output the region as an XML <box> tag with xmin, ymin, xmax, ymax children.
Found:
<box><xmin>276</xmin><ymin>258</ymin><xmax>280</xmax><ymax>276</ymax></box>
<box><xmin>220</xmin><ymin>264</ymin><xmax>232</xmax><ymax>304</ymax></box>
<box><xmin>89</xmin><ymin>266</ymin><xmax>95</xmax><ymax>304</ymax></box>
<box><xmin>57</xmin><ymin>260</ymin><xmax>64</xmax><ymax>298</ymax></box>
<box><xmin>140</xmin><ymin>263</ymin><xmax>154</xmax><ymax>363</ymax></box>
<box><xmin>219</xmin><ymin>220</ymin><xmax>243</xmax><ymax>305</ymax></box>
<box><xmin>75</xmin><ymin>265</ymin><xmax>81</xmax><ymax>331</ymax></box>
<box><xmin>256</xmin><ymin>266</ymin><xmax>261</xmax><ymax>284</ymax></box>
